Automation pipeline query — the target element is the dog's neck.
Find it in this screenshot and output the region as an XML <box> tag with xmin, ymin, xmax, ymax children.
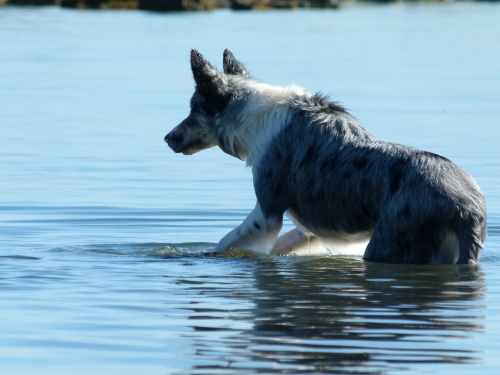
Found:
<box><xmin>216</xmin><ymin>80</ymin><xmax>306</xmax><ymax>167</ymax></box>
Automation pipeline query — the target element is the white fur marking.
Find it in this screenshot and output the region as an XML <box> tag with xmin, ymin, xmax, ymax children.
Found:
<box><xmin>215</xmin><ymin>203</ymin><xmax>282</xmax><ymax>254</ymax></box>
<box><xmin>271</xmin><ymin>228</ymin><xmax>370</xmax><ymax>257</ymax></box>
<box><xmin>218</xmin><ymin>79</ymin><xmax>308</xmax><ymax>166</ymax></box>
<box><xmin>319</xmin><ymin>236</ymin><xmax>369</xmax><ymax>257</ymax></box>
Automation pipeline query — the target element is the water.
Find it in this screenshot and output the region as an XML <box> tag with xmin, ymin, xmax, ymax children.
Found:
<box><xmin>1</xmin><ymin>2</ymin><xmax>500</xmax><ymax>374</ymax></box>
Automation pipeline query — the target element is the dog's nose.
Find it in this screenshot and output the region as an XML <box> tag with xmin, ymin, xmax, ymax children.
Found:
<box><xmin>165</xmin><ymin>131</ymin><xmax>183</xmax><ymax>145</ymax></box>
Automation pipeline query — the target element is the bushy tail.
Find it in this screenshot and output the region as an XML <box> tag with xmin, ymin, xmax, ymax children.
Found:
<box><xmin>458</xmin><ymin>215</ymin><xmax>487</xmax><ymax>264</ymax></box>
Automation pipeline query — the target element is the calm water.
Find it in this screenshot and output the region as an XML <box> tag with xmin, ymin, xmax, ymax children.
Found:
<box><xmin>1</xmin><ymin>3</ymin><xmax>500</xmax><ymax>374</ymax></box>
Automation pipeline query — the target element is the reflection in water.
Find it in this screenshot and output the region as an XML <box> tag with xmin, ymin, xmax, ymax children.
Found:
<box><xmin>175</xmin><ymin>256</ymin><xmax>485</xmax><ymax>374</ymax></box>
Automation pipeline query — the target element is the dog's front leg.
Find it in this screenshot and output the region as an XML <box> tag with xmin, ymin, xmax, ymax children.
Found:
<box><xmin>214</xmin><ymin>203</ymin><xmax>282</xmax><ymax>254</ymax></box>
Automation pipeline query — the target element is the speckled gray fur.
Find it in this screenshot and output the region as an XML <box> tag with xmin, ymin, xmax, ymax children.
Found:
<box><xmin>165</xmin><ymin>49</ymin><xmax>487</xmax><ymax>264</ymax></box>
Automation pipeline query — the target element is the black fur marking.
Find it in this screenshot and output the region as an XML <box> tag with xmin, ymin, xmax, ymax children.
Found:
<box><xmin>352</xmin><ymin>212</ymin><xmax>374</xmax><ymax>233</ymax></box>
<box><xmin>299</xmin><ymin>144</ymin><xmax>317</xmax><ymax>168</ymax></box>
<box><xmin>414</xmin><ymin>219</ymin><xmax>442</xmax><ymax>260</ymax></box>
<box><xmin>353</xmin><ymin>157</ymin><xmax>369</xmax><ymax>171</ymax></box>
<box><xmin>389</xmin><ymin>160</ymin><xmax>406</xmax><ymax>195</ymax></box>
<box><xmin>403</xmin><ymin>203</ymin><xmax>411</xmax><ymax>217</ymax></box>
<box><xmin>299</xmin><ymin>93</ymin><xmax>349</xmax><ymax>115</ymax></box>
<box><xmin>223</xmin><ymin>49</ymin><xmax>250</xmax><ymax>77</ymax></box>
<box><xmin>190</xmin><ymin>49</ymin><xmax>228</xmax><ymax>112</ymax></box>
<box><xmin>341</xmin><ymin>168</ymin><xmax>354</xmax><ymax>181</ymax></box>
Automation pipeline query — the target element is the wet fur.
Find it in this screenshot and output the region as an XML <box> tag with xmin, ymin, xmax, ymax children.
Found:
<box><xmin>165</xmin><ymin>49</ymin><xmax>487</xmax><ymax>264</ymax></box>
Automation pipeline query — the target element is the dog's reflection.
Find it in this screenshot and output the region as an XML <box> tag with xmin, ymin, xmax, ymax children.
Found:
<box><xmin>178</xmin><ymin>256</ymin><xmax>485</xmax><ymax>374</ymax></box>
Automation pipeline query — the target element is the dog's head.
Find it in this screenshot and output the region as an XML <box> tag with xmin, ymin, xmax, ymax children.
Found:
<box><xmin>164</xmin><ymin>49</ymin><xmax>248</xmax><ymax>155</ymax></box>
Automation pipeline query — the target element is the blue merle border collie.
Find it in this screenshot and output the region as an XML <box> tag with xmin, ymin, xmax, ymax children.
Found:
<box><xmin>165</xmin><ymin>49</ymin><xmax>487</xmax><ymax>264</ymax></box>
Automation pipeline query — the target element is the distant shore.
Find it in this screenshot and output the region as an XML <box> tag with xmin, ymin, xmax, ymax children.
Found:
<box><xmin>1</xmin><ymin>0</ymin><xmax>336</xmax><ymax>10</ymax></box>
<box><xmin>2</xmin><ymin>0</ymin><xmax>496</xmax><ymax>12</ymax></box>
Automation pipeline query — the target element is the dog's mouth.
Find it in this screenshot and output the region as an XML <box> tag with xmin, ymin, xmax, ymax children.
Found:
<box><xmin>168</xmin><ymin>141</ymin><xmax>212</xmax><ymax>156</ymax></box>
<box><xmin>183</xmin><ymin>143</ymin><xmax>216</xmax><ymax>155</ymax></box>
<box><xmin>181</xmin><ymin>146</ymin><xmax>203</xmax><ymax>156</ymax></box>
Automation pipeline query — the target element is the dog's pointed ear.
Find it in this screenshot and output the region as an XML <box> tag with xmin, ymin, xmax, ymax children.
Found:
<box><xmin>223</xmin><ymin>49</ymin><xmax>250</xmax><ymax>77</ymax></box>
<box><xmin>190</xmin><ymin>49</ymin><xmax>227</xmax><ymax>102</ymax></box>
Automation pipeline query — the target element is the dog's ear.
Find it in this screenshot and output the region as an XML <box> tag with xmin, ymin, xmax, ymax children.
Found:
<box><xmin>223</xmin><ymin>49</ymin><xmax>250</xmax><ymax>77</ymax></box>
<box><xmin>190</xmin><ymin>49</ymin><xmax>227</xmax><ymax>106</ymax></box>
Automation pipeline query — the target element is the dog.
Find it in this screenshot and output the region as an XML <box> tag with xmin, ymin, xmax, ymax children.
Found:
<box><xmin>165</xmin><ymin>49</ymin><xmax>487</xmax><ymax>264</ymax></box>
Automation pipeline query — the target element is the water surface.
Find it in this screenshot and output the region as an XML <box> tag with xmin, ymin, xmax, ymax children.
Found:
<box><xmin>1</xmin><ymin>3</ymin><xmax>500</xmax><ymax>374</ymax></box>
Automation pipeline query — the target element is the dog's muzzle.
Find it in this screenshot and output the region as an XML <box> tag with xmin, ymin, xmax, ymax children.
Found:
<box><xmin>164</xmin><ymin>130</ymin><xmax>183</xmax><ymax>152</ymax></box>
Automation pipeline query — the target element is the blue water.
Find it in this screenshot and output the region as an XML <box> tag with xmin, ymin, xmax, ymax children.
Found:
<box><xmin>1</xmin><ymin>3</ymin><xmax>500</xmax><ymax>374</ymax></box>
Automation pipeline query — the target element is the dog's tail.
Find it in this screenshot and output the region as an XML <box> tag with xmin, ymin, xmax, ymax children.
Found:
<box><xmin>457</xmin><ymin>213</ymin><xmax>487</xmax><ymax>264</ymax></box>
